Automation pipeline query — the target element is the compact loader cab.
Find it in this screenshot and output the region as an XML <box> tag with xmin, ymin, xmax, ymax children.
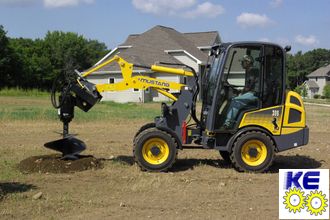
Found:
<box><xmin>196</xmin><ymin>42</ymin><xmax>308</xmax><ymax>172</ymax></box>
<box><xmin>202</xmin><ymin>43</ymin><xmax>284</xmax><ymax>132</ymax></box>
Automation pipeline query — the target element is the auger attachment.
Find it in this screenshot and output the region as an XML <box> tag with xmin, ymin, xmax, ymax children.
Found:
<box><xmin>44</xmin><ymin>72</ymin><xmax>102</xmax><ymax>160</ymax></box>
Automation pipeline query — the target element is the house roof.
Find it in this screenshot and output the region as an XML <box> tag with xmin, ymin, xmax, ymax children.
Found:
<box><xmin>183</xmin><ymin>31</ymin><xmax>220</xmax><ymax>48</ymax></box>
<box><xmin>305</xmin><ymin>80</ymin><xmax>319</xmax><ymax>89</ymax></box>
<box><xmin>307</xmin><ymin>64</ymin><xmax>330</xmax><ymax>77</ymax></box>
<box><xmin>120</xmin><ymin>30</ymin><xmax>220</xmax><ymax>48</ymax></box>
<box><xmin>87</xmin><ymin>25</ymin><xmax>220</xmax><ymax>73</ymax></box>
<box><xmin>120</xmin><ymin>34</ymin><xmax>139</xmax><ymax>46</ymax></box>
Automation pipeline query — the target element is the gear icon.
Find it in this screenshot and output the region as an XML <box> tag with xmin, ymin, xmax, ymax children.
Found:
<box><xmin>283</xmin><ymin>187</ymin><xmax>305</xmax><ymax>213</ymax></box>
<box><xmin>305</xmin><ymin>190</ymin><xmax>328</xmax><ymax>216</ymax></box>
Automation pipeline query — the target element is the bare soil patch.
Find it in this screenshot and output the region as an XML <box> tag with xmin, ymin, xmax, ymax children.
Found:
<box><xmin>0</xmin><ymin>103</ymin><xmax>329</xmax><ymax>219</ymax></box>
<box><xmin>18</xmin><ymin>154</ymin><xmax>103</xmax><ymax>174</ymax></box>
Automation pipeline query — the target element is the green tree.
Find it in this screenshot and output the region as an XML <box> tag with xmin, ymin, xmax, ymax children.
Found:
<box><xmin>286</xmin><ymin>49</ymin><xmax>330</xmax><ymax>90</ymax></box>
<box><xmin>10</xmin><ymin>38</ymin><xmax>52</xmax><ymax>89</ymax></box>
<box><xmin>0</xmin><ymin>25</ymin><xmax>20</xmax><ymax>88</ymax></box>
<box><xmin>323</xmin><ymin>84</ymin><xmax>330</xmax><ymax>99</ymax></box>
<box><xmin>85</xmin><ymin>39</ymin><xmax>109</xmax><ymax>65</ymax></box>
<box><xmin>8</xmin><ymin>30</ymin><xmax>109</xmax><ymax>90</ymax></box>
<box><xmin>294</xmin><ymin>84</ymin><xmax>307</xmax><ymax>98</ymax></box>
<box><xmin>42</xmin><ymin>31</ymin><xmax>109</xmax><ymax>89</ymax></box>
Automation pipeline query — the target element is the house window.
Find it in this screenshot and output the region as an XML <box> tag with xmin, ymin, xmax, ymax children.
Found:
<box><xmin>109</xmin><ymin>77</ymin><xmax>115</xmax><ymax>84</ymax></box>
<box><xmin>133</xmin><ymin>88</ymin><xmax>139</xmax><ymax>92</ymax></box>
<box><xmin>145</xmin><ymin>87</ymin><xmax>150</xmax><ymax>93</ymax></box>
<box><xmin>315</xmin><ymin>77</ymin><xmax>318</xmax><ymax>81</ymax></box>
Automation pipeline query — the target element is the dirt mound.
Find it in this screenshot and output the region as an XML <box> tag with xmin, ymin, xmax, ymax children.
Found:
<box><xmin>18</xmin><ymin>154</ymin><xmax>103</xmax><ymax>174</ymax></box>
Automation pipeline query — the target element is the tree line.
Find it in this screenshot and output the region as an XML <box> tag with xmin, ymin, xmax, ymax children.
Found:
<box><xmin>286</xmin><ymin>49</ymin><xmax>330</xmax><ymax>90</ymax></box>
<box><xmin>0</xmin><ymin>25</ymin><xmax>109</xmax><ymax>90</ymax></box>
<box><xmin>1</xmin><ymin>25</ymin><xmax>330</xmax><ymax>91</ymax></box>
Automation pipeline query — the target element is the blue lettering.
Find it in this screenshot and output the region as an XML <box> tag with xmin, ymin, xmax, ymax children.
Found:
<box><xmin>303</xmin><ymin>171</ymin><xmax>320</xmax><ymax>190</ymax></box>
<box><xmin>286</xmin><ymin>172</ymin><xmax>302</xmax><ymax>189</ymax></box>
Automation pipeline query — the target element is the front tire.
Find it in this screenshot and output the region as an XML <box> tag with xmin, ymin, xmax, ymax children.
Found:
<box><xmin>230</xmin><ymin>131</ymin><xmax>274</xmax><ymax>172</ymax></box>
<box><xmin>133</xmin><ymin>128</ymin><xmax>177</xmax><ymax>172</ymax></box>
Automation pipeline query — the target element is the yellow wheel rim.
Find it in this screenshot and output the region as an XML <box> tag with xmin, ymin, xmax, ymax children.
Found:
<box><xmin>142</xmin><ymin>138</ymin><xmax>170</xmax><ymax>165</ymax></box>
<box><xmin>241</xmin><ymin>140</ymin><xmax>267</xmax><ymax>166</ymax></box>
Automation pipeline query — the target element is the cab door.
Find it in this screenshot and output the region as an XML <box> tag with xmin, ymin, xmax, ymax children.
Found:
<box><xmin>232</xmin><ymin>45</ymin><xmax>286</xmax><ymax>135</ymax></box>
<box><xmin>212</xmin><ymin>44</ymin><xmax>263</xmax><ymax>131</ymax></box>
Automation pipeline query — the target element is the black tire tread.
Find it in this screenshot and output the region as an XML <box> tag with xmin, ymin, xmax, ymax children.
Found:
<box><xmin>133</xmin><ymin>123</ymin><xmax>156</xmax><ymax>144</ymax></box>
<box><xmin>133</xmin><ymin>127</ymin><xmax>178</xmax><ymax>172</ymax></box>
<box><xmin>230</xmin><ymin>130</ymin><xmax>275</xmax><ymax>173</ymax></box>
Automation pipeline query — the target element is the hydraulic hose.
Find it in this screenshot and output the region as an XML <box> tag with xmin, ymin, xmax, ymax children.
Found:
<box><xmin>50</xmin><ymin>73</ymin><xmax>73</xmax><ymax>109</ymax></box>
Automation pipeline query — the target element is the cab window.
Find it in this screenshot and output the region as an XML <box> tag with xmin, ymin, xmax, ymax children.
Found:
<box><xmin>214</xmin><ymin>45</ymin><xmax>262</xmax><ymax>130</ymax></box>
<box><xmin>262</xmin><ymin>46</ymin><xmax>284</xmax><ymax>107</ymax></box>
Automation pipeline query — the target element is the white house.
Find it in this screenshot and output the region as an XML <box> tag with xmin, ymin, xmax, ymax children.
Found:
<box><xmin>85</xmin><ymin>25</ymin><xmax>221</xmax><ymax>102</ymax></box>
<box><xmin>305</xmin><ymin>64</ymin><xmax>330</xmax><ymax>98</ymax></box>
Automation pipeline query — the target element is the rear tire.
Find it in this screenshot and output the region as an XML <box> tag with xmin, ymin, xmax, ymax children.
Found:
<box><xmin>230</xmin><ymin>131</ymin><xmax>274</xmax><ymax>172</ymax></box>
<box><xmin>133</xmin><ymin>128</ymin><xmax>177</xmax><ymax>172</ymax></box>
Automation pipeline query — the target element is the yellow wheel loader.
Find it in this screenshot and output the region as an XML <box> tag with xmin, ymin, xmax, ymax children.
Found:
<box><xmin>45</xmin><ymin>42</ymin><xmax>309</xmax><ymax>172</ymax></box>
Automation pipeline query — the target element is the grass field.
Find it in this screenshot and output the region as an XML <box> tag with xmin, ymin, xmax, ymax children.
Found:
<box><xmin>0</xmin><ymin>96</ymin><xmax>160</xmax><ymax>121</ymax></box>
<box><xmin>304</xmin><ymin>98</ymin><xmax>330</xmax><ymax>104</ymax></box>
<box><xmin>0</xmin><ymin>95</ymin><xmax>329</xmax><ymax>219</ymax></box>
<box><xmin>0</xmin><ymin>88</ymin><xmax>49</xmax><ymax>97</ymax></box>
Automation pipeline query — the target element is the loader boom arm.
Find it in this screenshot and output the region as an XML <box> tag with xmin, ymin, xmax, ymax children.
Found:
<box><xmin>46</xmin><ymin>55</ymin><xmax>198</xmax><ymax>159</ymax></box>
<box><xmin>81</xmin><ymin>55</ymin><xmax>195</xmax><ymax>101</ymax></box>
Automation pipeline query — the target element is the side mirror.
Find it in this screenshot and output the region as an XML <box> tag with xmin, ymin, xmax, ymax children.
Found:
<box><xmin>209</xmin><ymin>45</ymin><xmax>223</xmax><ymax>57</ymax></box>
<box><xmin>284</xmin><ymin>45</ymin><xmax>291</xmax><ymax>52</ymax></box>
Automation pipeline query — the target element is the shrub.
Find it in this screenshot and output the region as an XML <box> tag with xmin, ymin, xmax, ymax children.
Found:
<box><xmin>323</xmin><ymin>84</ymin><xmax>330</xmax><ymax>99</ymax></box>
<box><xmin>294</xmin><ymin>84</ymin><xmax>307</xmax><ymax>98</ymax></box>
<box><xmin>314</xmin><ymin>94</ymin><xmax>320</xmax><ymax>99</ymax></box>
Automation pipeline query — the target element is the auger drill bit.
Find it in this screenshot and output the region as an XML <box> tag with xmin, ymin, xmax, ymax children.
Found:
<box><xmin>44</xmin><ymin>73</ymin><xmax>101</xmax><ymax>160</ymax></box>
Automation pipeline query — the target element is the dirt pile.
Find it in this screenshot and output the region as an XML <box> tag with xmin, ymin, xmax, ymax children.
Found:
<box><xmin>18</xmin><ymin>154</ymin><xmax>103</xmax><ymax>174</ymax></box>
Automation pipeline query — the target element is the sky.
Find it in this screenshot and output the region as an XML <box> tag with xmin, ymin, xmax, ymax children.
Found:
<box><xmin>0</xmin><ymin>0</ymin><xmax>329</xmax><ymax>53</ymax></box>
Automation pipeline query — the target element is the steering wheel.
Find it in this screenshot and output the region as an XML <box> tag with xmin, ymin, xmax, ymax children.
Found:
<box><xmin>223</xmin><ymin>81</ymin><xmax>241</xmax><ymax>94</ymax></box>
